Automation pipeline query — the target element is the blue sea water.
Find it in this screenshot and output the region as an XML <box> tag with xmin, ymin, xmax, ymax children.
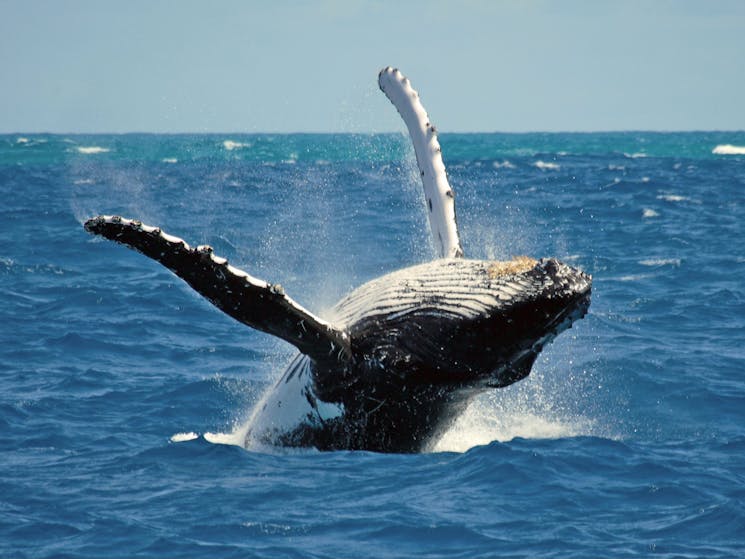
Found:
<box><xmin>1</xmin><ymin>132</ymin><xmax>744</xmax><ymax>557</ymax></box>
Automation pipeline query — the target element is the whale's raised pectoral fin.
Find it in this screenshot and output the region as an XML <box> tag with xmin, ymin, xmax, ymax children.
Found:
<box><xmin>84</xmin><ymin>215</ymin><xmax>351</xmax><ymax>366</ymax></box>
<box><xmin>378</xmin><ymin>67</ymin><xmax>464</xmax><ymax>259</ymax></box>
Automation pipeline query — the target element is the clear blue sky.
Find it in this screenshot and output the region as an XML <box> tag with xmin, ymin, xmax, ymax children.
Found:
<box><xmin>1</xmin><ymin>0</ymin><xmax>743</xmax><ymax>133</ymax></box>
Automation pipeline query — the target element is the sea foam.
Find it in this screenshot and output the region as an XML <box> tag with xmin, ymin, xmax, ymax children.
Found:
<box><xmin>170</xmin><ymin>432</ymin><xmax>199</xmax><ymax>443</ymax></box>
<box><xmin>76</xmin><ymin>146</ymin><xmax>110</xmax><ymax>154</ymax></box>
<box><xmin>223</xmin><ymin>140</ymin><xmax>250</xmax><ymax>151</ymax></box>
<box><xmin>533</xmin><ymin>160</ymin><xmax>560</xmax><ymax>170</ymax></box>
<box><xmin>712</xmin><ymin>144</ymin><xmax>745</xmax><ymax>155</ymax></box>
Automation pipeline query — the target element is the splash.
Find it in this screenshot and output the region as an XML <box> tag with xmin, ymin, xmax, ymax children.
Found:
<box><xmin>170</xmin><ymin>432</ymin><xmax>199</xmax><ymax>443</ymax></box>
<box><xmin>204</xmin><ymin>430</ymin><xmax>245</xmax><ymax>446</ymax></box>
<box><xmin>430</xmin><ymin>371</ymin><xmax>600</xmax><ymax>453</ymax></box>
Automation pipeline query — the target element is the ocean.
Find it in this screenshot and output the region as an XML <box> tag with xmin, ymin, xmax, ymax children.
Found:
<box><xmin>1</xmin><ymin>132</ymin><xmax>744</xmax><ymax>557</ymax></box>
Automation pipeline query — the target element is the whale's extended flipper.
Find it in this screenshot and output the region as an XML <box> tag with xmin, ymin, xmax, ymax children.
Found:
<box><xmin>84</xmin><ymin>216</ymin><xmax>351</xmax><ymax>365</ymax></box>
<box><xmin>378</xmin><ymin>67</ymin><xmax>464</xmax><ymax>259</ymax></box>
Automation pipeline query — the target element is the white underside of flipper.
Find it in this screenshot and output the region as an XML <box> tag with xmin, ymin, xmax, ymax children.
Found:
<box><xmin>378</xmin><ymin>67</ymin><xmax>464</xmax><ymax>259</ymax></box>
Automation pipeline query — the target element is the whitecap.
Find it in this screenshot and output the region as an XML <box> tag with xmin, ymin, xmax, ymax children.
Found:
<box><xmin>282</xmin><ymin>152</ymin><xmax>299</xmax><ymax>164</ymax></box>
<box><xmin>492</xmin><ymin>160</ymin><xmax>515</xmax><ymax>169</ymax></box>
<box><xmin>162</xmin><ymin>157</ymin><xmax>178</xmax><ymax>164</ymax></box>
<box><xmin>223</xmin><ymin>140</ymin><xmax>249</xmax><ymax>151</ymax></box>
<box><xmin>639</xmin><ymin>258</ymin><xmax>681</xmax><ymax>267</ymax></box>
<box><xmin>618</xmin><ymin>274</ymin><xmax>648</xmax><ymax>282</ymax></box>
<box><xmin>603</xmin><ymin>177</ymin><xmax>621</xmax><ymax>188</ymax></box>
<box><xmin>76</xmin><ymin>146</ymin><xmax>110</xmax><ymax>154</ymax></box>
<box><xmin>623</xmin><ymin>152</ymin><xmax>647</xmax><ymax>159</ymax></box>
<box><xmin>712</xmin><ymin>144</ymin><xmax>745</xmax><ymax>155</ymax></box>
<box><xmin>170</xmin><ymin>432</ymin><xmax>199</xmax><ymax>443</ymax></box>
<box><xmin>533</xmin><ymin>160</ymin><xmax>560</xmax><ymax>171</ymax></box>
<box><xmin>642</xmin><ymin>208</ymin><xmax>659</xmax><ymax>218</ymax></box>
<box><xmin>657</xmin><ymin>193</ymin><xmax>688</xmax><ymax>203</ymax></box>
<box><xmin>16</xmin><ymin>137</ymin><xmax>29</xmax><ymax>144</ymax></box>
<box><xmin>73</xmin><ymin>179</ymin><xmax>95</xmax><ymax>185</ymax></box>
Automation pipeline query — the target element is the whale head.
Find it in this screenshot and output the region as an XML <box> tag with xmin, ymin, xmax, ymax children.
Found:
<box><xmin>333</xmin><ymin>256</ymin><xmax>591</xmax><ymax>392</ymax></box>
<box><xmin>451</xmin><ymin>256</ymin><xmax>592</xmax><ymax>388</ymax></box>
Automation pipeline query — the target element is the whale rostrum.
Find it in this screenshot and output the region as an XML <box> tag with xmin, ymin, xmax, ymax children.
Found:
<box><xmin>84</xmin><ymin>67</ymin><xmax>592</xmax><ymax>452</ymax></box>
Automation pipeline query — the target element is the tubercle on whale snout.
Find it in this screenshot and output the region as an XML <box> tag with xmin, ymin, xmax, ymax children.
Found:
<box><xmin>537</xmin><ymin>258</ymin><xmax>592</xmax><ymax>300</ymax></box>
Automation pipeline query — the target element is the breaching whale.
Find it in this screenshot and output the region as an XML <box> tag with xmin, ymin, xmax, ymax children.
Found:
<box><xmin>84</xmin><ymin>67</ymin><xmax>591</xmax><ymax>453</ymax></box>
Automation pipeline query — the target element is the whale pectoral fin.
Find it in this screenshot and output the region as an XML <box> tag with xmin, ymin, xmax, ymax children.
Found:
<box><xmin>378</xmin><ymin>67</ymin><xmax>464</xmax><ymax>259</ymax></box>
<box><xmin>84</xmin><ymin>215</ymin><xmax>351</xmax><ymax>365</ymax></box>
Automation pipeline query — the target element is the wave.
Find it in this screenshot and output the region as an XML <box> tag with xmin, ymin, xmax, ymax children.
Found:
<box><xmin>533</xmin><ymin>160</ymin><xmax>560</xmax><ymax>171</ymax></box>
<box><xmin>76</xmin><ymin>146</ymin><xmax>110</xmax><ymax>154</ymax></box>
<box><xmin>14</xmin><ymin>137</ymin><xmax>47</xmax><ymax>147</ymax></box>
<box><xmin>492</xmin><ymin>160</ymin><xmax>515</xmax><ymax>169</ymax></box>
<box><xmin>170</xmin><ymin>432</ymin><xmax>199</xmax><ymax>443</ymax></box>
<box><xmin>162</xmin><ymin>158</ymin><xmax>178</xmax><ymax>164</ymax></box>
<box><xmin>623</xmin><ymin>152</ymin><xmax>647</xmax><ymax>159</ymax></box>
<box><xmin>642</xmin><ymin>208</ymin><xmax>659</xmax><ymax>218</ymax></box>
<box><xmin>712</xmin><ymin>144</ymin><xmax>745</xmax><ymax>155</ymax></box>
<box><xmin>639</xmin><ymin>258</ymin><xmax>681</xmax><ymax>267</ymax></box>
<box><xmin>657</xmin><ymin>193</ymin><xmax>688</xmax><ymax>203</ymax></box>
<box><xmin>223</xmin><ymin>140</ymin><xmax>250</xmax><ymax>151</ymax></box>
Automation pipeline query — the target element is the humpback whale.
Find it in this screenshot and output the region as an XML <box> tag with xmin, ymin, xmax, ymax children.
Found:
<box><xmin>84</xmin><ymin>67</ymin><xmax>591</xmax><ymax>453</ymax></box>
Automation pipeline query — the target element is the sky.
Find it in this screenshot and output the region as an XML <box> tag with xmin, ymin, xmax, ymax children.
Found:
<box><xmin>1</xmin><ymin>0</ymin><xmax>744</xmax><ymax>133</ymax></box>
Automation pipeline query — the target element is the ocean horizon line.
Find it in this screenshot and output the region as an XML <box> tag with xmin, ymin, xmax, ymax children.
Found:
<box><xmin>3</xmin><ymin>129</ymin><xmax>745</xmax><ymax>136</ymax></box>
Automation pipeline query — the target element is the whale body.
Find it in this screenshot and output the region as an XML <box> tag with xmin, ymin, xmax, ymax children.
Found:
<box><xmin>84</xmin><ymin>67</ymin><xmax>592</xmax><ymax>453</ymax></box>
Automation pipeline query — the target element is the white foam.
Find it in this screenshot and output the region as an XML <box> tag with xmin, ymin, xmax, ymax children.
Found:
<box><xmin>430</xmin><ymin>393</ymin><xmax>596</xmax><ymax>453</ymax></box>
<box><xmin>624</xmin><ymin>152</ymin><xmax>647</xmax><ymax>159</ymax></box>
<box><xmin>657</xmin><ymin>194</ymin><xmax>688</xmax><ymax>203</ymax></box>
<box><xmin>223</xmin><ymin>140</ymin><xmax>249</xmax><ymax>151</ymax></box>
<box><xmin>533</xmin><ymin>160</ymin><xmax>560</xmax><ymax>170</ymax></box>
<box><xmin>712</xmin><ymin>144</ymin><xmax>745</xmax><ymax>155</ymax></box>
<box><xmin>162</xmin><ymin>157</ymin><xmax>178</xmax><ymax>164</ymax></box>
<box><xmin>16</xmin><ymin>137</ymin><xmax>29</xmax><ymax>144</ymax></box>
<box><xmin>639</xmin><ymin>258</ymin><xmax>681</xmax><ymax>267</ymax></box>
<box><xmin>170</xmin><ymin>432</ymin><xmax>199</xmax><ymax>443</ymax></box>
<box><xmin>204</xmin><ymin>431</ymin><xmax>245</xmax><ymax>446</ymax></box>
<box><xmin>76</xmin><ymin>146</ymin><xmax>110</xmax><ymax>154</ymax></box>
<box><xmin>492</xmin><ymin>160</ymin><xmax>516</xmax><ymax>169</ymax></box>
<box><xmin>73</xmin><ymin>179</ymin><xmax>95</xmax><ymax>185</ymax></box>
<box><xmin>618</xmin><ymin>273</ymin><xmax>651</xmax><ymax>282</ymax></box>
<box><xmin>642</xmin><ymin>208</ymin><xmax>659</xmax><ymax>218</ymax></box>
